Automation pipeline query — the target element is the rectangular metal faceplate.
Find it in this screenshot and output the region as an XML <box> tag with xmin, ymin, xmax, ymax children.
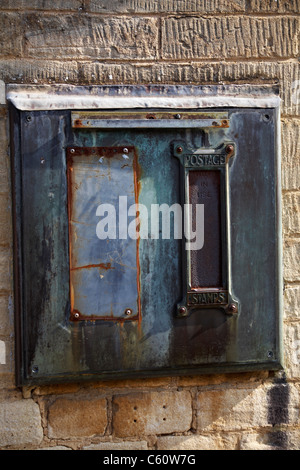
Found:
<box><xmin>67</xmin><ymin>146</ymin><xmax>140</xmax><ymax>322</ymax></box>
<box><xmin>71</xmin><ymin>111</ymin><xmax>230</xmax><ymax>129</ymax></box>
<box><xmin>8</xmin><ymin>85</ymin><xmax>283</xmax><ymax>385</ymax></box>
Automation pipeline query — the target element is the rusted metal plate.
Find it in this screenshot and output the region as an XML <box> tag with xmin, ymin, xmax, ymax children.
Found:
<box><xmin>67</xmin><ymin>146</ymin><xmax>141</xmax><ymax>322</ymax></box>
<box><xmin>71</xmin><ymin>111</ymin><xmax>229</xmax><ymax>129</ymax></box>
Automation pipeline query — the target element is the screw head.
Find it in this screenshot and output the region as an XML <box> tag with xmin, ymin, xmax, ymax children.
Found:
<box><xmin>125</xmin><ymin>308</ymin><xmax>132</xmax><ymax>316</ymax></box>
<box><xmin>74</xmin><ymin>312</ymin><xmax>80</xmax><ymax>319</ymax></box>
<box><xmin>225</xmin><ymin>144</ymin><xmax>234</xmax><ymax>154</ymax></box>
<box><xmin>228</xmin><ymin>303</ymin><xmax>238</xmax><ymax>314</ymax></box>
<box><xmin>178</xmin><ymin>306</ymin><xmax>187</xmax><ymax>315</ymax></box>
<box><xmin>174</xmin><ymin>114</ymin><xmax>181</xmax><ymax>119</ymax></box>
<box><xmin>176</xmin><ymin>146</ymin><xmax>183</xmax><ymax>154</ymax></box>
<box><xmin>123</xmin><ymin>148</ymin><xmax>129</xmax><ymax>154</ymax></box>
<box><xmin>70</xmin><ymin>148</ymin><xmax>75</xmax><ymax>154</ymax></box>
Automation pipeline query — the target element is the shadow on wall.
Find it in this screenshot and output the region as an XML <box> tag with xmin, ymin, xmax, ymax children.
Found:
<box><xmin>267</xmin><ymin>373</ymin><xmax>290</xmax><ymax>449</ymax></box>
<box><xmin>196</xmin><ymin>373</ymin><xmax>290</xmax><ymax>449</ymax></box>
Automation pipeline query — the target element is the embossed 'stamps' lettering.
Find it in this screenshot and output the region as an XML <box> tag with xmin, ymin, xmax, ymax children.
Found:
<box><xmin>187</xmin><ymin>291</ymin><xmax>228</xmax><ymax>306</ymax></box>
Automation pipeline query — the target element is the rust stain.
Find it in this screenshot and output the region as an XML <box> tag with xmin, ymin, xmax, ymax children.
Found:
<box><xmin>212</xmin><ymin>119</ymin><xmax>229</xmax><ymax>128</ymax></box>
<box><xmin>70</xmin><ymin>262</ymin><xmax>115</xmax><ymax>271</ymax></box>
<box><xmin>221</xmin><ymin>119</ymin><xmax>229</xmax><ymax>127</ymax></box>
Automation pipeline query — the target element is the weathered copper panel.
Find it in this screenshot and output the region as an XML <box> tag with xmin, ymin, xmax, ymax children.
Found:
<box><xmin>9</xmin><ymin>85</ymin><xmax>283</xmax><ymax>386</ymax></box>
<box><xmin>189</xmin><ymin>170</ymin><xmax>223</xmax><ymax>289</ymax></box>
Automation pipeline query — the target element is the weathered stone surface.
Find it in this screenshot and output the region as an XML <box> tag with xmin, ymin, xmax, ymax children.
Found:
<box><xmin>240</xmin><ymin>432</ymin><xmax>285</xmax><ymax>450</ymax></box>
<box><xmin>177</xmin><ymin>371</ymin><xmax>269</xmax><ymax>388</ymax></box>
<box><xmin>84</xmin><ymin>0</ymin><xmax>300</xmax><ymax>14</ymax></box>
<box><xmin>0</xmin><ymin>194</ymin><xmax>12</xmax><ymax>247</ymax></box>
<box><xmin>285</xmin><ymin>429</ymin><xmax>300</xmax><ymax>450</ymax></box>
<box><xmin>113</xmin><ymin>391</ymin><xmax>192</xmax><ymax>437</ymax></box>
<box><xmin>24</xmin><ymin>14</ymin><xmax>159</xmax><ymax>59</ymax></box>
<box><xmin>282</xmin><ymin>119</ymin><xmax>300</xmax><ymax>191</ymax></box>
<box><xmin>85</xmin><ymin>0</ymin><xmax>247</xmax><ymax>13</ymax></box>
<box><xmin>0</xmin><ymin>112</ymin><xmax>12</xmax><ymax>249</ymax></box>
<box><xmin>0</xmin><ymin>247</ymin><xmax>13</xmax><ymax>292</ymax></box>
<box><xmin>1</xmin><ymin>60</ymin><xmax>298</xmax><ymax>117</ymax></box>
<box><xmin>0</xmin><ymin>59</ymin><xmax>80</xmax><ymax>84</ymax></box>
<box><xmin>283</xmin><ymin>192</ymin><xmax>300</xmax><ymax>235</ymax></box>
<box><xmin>0</xmin><ymin>13</ymin><xmax>24</xmax><ymax>58</ymax></box>
<box><xmin>33</xmin><ymin>383</ymin><xmax>82</xmax><ymax>397</ymax></box>
<box><xmin>248</xmin><ymin>0</ymin><xmax>300</xmax><ymax>13</ymax></box>
<box><xmin>37</xmin><ymin>446</ymin><xmax>72</xmax><ymax>450</ymax></box>
<box><xmin>284</xmin><ymin>286</ymin><xmax>300</xmax><ymax>320</ymax></box>
<box><xmin>83</xmin><ymin>440</ymin><xmax>148</xmax><ymax>450</ymax></box>
<box><xmin>3</xmin><ymin>0</ymin><xmax>298</xmax><ymax>13</ymax></box>
<box><xmin>48</xmin><ymin>396</ymin><xmax>107</xmax><ymax>438</ymax></box>
<box><xmin>0</xmin><ymin>399</ymin><xmax>43</xmax><ymax>448</ymax></box>
<box><xmin>197</xmin><ymin>384</ymin><xmax>299</xmax><ymax>431</ymax></box>
<box><xmin>162</xmin><ymin>17</ymin><xmax>300</xmax><ymax>60</ymax></box>
<box><xmin>283</xmin><ymin>239</ymin><xmax>300</xmax><ymax>282</ymax></box>
<box><xmin>284</xmin><ymin>323</ymin><xmax>300</xmax><ymax>380</ymax></box>
<box><xmin>157</xmin><ymin>433</ymin><xmax>238</xmax><ymax>450</ymax></box>
<box><xmin>0</xmin><ymin>295</ymin><xmax>13</xmax><ymax>337</ymax></box>
<box><xmin>77</xmin><ymin>61</ymin><xmax>299</xmax><ymax>116</ymax></box>
<box><xmin>0</xmin><ymin>0</ymin><xmax>83</xmax><ymax>9</ymax></box>
<box><xmin>217</xmin><ymin>62</ymin><xmax>299</xmax><ymax>117</ymax></box>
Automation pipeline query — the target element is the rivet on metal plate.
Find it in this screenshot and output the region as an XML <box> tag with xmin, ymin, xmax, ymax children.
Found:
<box><xmin>228</xmin><ymin>303</ymin><xmax>238</xmax><ymax>314</ymax></box>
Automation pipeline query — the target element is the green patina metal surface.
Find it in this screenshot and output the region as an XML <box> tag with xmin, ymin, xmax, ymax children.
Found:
<box><xmin>9</xmin><ymin>86</ymin><xmax>283</xmax><ymax>385</ymax></box>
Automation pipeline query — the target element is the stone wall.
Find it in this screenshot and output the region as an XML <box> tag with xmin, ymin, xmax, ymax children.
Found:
<box><xmin>0</xmin><ymin>0</ymin><xmax>299</xmax><ymax>450</ymax></box>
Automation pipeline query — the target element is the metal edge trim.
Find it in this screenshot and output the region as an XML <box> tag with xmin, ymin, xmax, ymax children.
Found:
<box><xmin>6</xmin><ymin>84</ymin><xmax>281</xmax><ymax>111</ymax></box>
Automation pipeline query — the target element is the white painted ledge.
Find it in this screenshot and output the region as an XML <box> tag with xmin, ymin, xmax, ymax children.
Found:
<box><xmin>6</xmin><ymin>84</ymin><xmax>281</xmax><ymax>111</ymax></box>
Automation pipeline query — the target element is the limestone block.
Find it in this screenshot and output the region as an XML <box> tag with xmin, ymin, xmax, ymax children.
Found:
<box><xmin>162</xmin><ymin>17</ymin><xmax>300</xmax><ymax>60</ymax></box>
<box><xmin>24</xmin><ymin>14</ymin><xmax>159</xmax><ymax>60</ymax></box>
<box><xmin>284</xmin><ymin>239</ymin><xmax>300</xmax><ymax>282</ymax></box>
<box><xmin>113</xmin><ymin>391</ymin><xmax>192</xmax><ymax>437</ymax></box>
<box><xmin>48</xmin><ymin>396</ymin><xmax>108</xmax><ymax>438</ymax></box>
<box><xmin>0</xmin><ymin>399</ymin><xmax>43</xmax><ymax>448</ymax></box>
<box><xmin>196</xmin><ymin>384</ymin><xmax>299</xmax><ymax>431</ymax></box>
<box><xmin>157</xmin><ymin>433</ymin><xmax>238</xmax><ymax>450</ymax></box>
